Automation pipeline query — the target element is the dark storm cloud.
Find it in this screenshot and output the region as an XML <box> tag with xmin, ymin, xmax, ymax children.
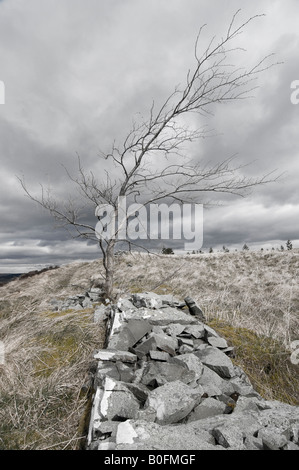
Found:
<box><xmin>0</xmin><ymin>0</ymin><xmax>299</xmax><ymax>271</ymax></box>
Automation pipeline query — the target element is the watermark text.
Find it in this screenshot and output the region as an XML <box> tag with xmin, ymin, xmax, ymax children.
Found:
<box><xmin>95</xmin><ymin>196</ymin><xmax>203</xmax><ymax>250</ymax></box>
<box><xmin>290</xmin><ymin>80</ymin><xmax>299</xmax><ymax>104</ymax></box>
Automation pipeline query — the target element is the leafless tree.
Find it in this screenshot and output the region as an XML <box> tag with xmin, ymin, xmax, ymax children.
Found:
<box><xmin>19</xmin><ymin>11</ymin><xmax>279</xmax><ymax>299</ymax></box>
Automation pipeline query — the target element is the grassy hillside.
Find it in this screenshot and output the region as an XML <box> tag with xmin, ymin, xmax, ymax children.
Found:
<box><xmin>0</xmin><ymin>250</ymin><xmax>298</xmax><ymax>449</ymax></box>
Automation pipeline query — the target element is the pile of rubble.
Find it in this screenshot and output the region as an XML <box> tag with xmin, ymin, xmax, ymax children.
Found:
<box><xmin>87</xmin><ymin>292</ymin><xmax>299</xmax><ymax>450</ymax></box>
<box><xmin>50</xmin><ymin>287</ymin><xmax>104</xmax><ymax>311</ymax></box>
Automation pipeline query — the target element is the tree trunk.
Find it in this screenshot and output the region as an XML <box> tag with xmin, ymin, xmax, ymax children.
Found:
<box><xmin>104</xmin><ymin>239</ymin><xmax>115</xmax><ymax>300</ymax></box>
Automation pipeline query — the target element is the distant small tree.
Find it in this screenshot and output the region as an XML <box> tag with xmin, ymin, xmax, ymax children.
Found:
<box><xmin>242</xmin><ymin>243</ymin><xmax>249</xmax><ymax>251</ymax></box>
<box><xmin>280</xmin><ymin>245</ymin><xmax>284</xmax><ymax>251</ymax></box>
<box><xmin>286</xmin><ymin>240</ymin><xmax>293</xmax><ymax>251</ymax></box>
<box><xmin>162</xmin><ymin>247</ymin><xmax>174</xmax><ymax>255</ymax></box>
<box><xmin>209</xmin><ymin>247</ymin><xmax>213</xmax><ymax>253</ymax></box>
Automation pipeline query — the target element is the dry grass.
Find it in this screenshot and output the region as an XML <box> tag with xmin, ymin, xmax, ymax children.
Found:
<box><xmin>0</xmin><ymin>263</ymin><xmax>106</xmax><ymax>450</ymax></box>
<box><xmin>114</xmin><ymin>250</ymin><xmax>299</xmax><ymax>345</ymax></box>
<box><xmin>0</xmin><ymin>249</ymin><xmax>298</xmax><ymax>449</ymax></box>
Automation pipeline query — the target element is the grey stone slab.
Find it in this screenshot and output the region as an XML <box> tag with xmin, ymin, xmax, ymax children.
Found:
<box><xmin>195</xmin><ymin>346</ymin><xmax>236</xmax><ymax>379</ymax></box>
<box><xmin>95</xmin><ymin>360</ymin><xmax>135</xmax><ymax>384</ymax></box>
<box><xmin>204</xmin><ymin>324</ymin><xmax>220</xmax><ymax>338</ymax></box>
<box><xmin>125</xmin><ymin>382</ymin><xmax>150</xmax><ymax>403</ymax></box>
<box><xmin>184</xmin><ymin>296</ymin><xmax>205</xmax><ymax>321</ymax></box>
<box><xmin>109</xmin><ymin>319</ymin><xmax>152</xmax><ymax>350</ymax></box>
<box><xmin>149</xmin><ymin>350</ymin><xmax>170</xmax><ymax>361</ymax></box>
<box><xmin>171</xmin><ymin>353</ymin><xmax>204</xmax><ymax>380</ymax></box>
<box><xmin>182</xmin><ymin>324</ymin><xmax>205</xmax><ymax>339</ymax></box>
<box><xmin>141</xmin><ymin>361</ymin><xmax>195</xmax><ymax>387</ymax></box>
<box><xmin>233</xmin><ymin>396</ymin><xmax>263</xmax><ymax>414</ymax></box>
<box><xmin>145</xmin><ymin>380</ymin><xmax>201</xmax><ymax>424</ymax></box>
<box><xmin>284</xmin><ymin>442</ymin><xmax>299</xmax><ymax>450</ymax></box>
<box><xmin>115</xmin><ymin>419</ymin><xmax>219</xmax><ymax>450</ymax></box>
<box><xmin>178</xmin><ymin>337</ymin><xmax>194</xmax><ymax>348</ymax></box>
<box><xmin>159</xmin><ymin>294</ymin><xmax>184</xmax><ymax>308</ymax></box>
<box><xmin>93</xmin><ymin>420</ymin><xmax>119</xmax><ymax>440</ymax></box>
<box><xmin>133</xmin><ymin>336</ymin><xmax>157</xmax><ymax>357</ymax></box>
<box><xmin>95</xmin><ymin>361</ymin><xmax>121</xmax><ymax>385</ymax></box>
<box><xmin>98</xmin><ymin>440</ymin><xmax>116</xmax><ymax>450</ymax></box>
<box><xmin>207</xmin><ymin>336</ymin><xmax>228</xmax><ymax>349</ymax></box>
<box><xmin>187</xmin><ymin>397</ymin><xmax>227</xmax><ymax>422</ymax></box>
<box><xmin>120</xmin><ymin>305</ymin><xmax>197</xmax><ymax>325</ymax></box>
<box><xmin>258</xmin><ymin>428</ymin><xmax>289</xmax><ymax>450</ymax></box>
<box><xmin>108</xmin><ymin>326</ymin><xmax>137</xmax><ymax>350</ymax></box>
<box><xmin>197</xmin><ymin>365</ymin><xmax>234</xmax><ymax>397</ymax></box>
<box><xmin>212</xmin><ymin>424</ymin><xmax>246</xmax><ymax>449</ymax></box>
<box><xmin>127</xmin><ymin>319</ymin><xmax>152</xmax><ymax>343</ymax></box>
<box><xmin>149</xmin><ymin>332</ymin><xmax>178</xmax><ymax>355</ymax></box>
<box><xmin>244</xmin><ymin>435</ymin><xmax>264</xmax><ymax>450</ymax></box>
<box><xmin>94</xmin><ymin>349</ymin><xmax>137</xmax><ymax>363</ymax></box>
<box><xmin>94</xmin><ymin>304</ymin><xmax>109</xmax><ymax>323</ymax></box>
<box><xmin>165</xmin><ymin>323</ymin><xmax>186</xmax><ymax>337</ymax></box>
<box><xmin>131</xmin><ymin>292</ymin><xmax>163</xmax><ymax>309</ymax></box>
<box><xmin>99</xmin><ymin>377</ymin><xmax>141</xmax><ymax>421</ymax></box>
<box><xmin>117</xmin><ymin>297</ymin><xmax>137</xmax><ymax>312</ymax></box>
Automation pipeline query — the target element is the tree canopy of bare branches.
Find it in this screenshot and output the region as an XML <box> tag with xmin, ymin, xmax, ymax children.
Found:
<box><xmin>19</xmin><ymin>11</ymin><xmax>279</xmax><ymax>298</ymax></box>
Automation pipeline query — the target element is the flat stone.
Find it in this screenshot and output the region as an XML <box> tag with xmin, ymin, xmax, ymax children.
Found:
<box><xmin>193</xmin><ymin>339</ymin><xmax>206</xmax><ymax>349</ymax></box>
<box><xmin>133</xmin><ymin>336</ymin><xmax>157</xmax><ymax>358</ymax></box>
<box><xmin>82</xmin><ymin>297</ymin><xmax>93</xmax><ymax>308</ymax></box>
<box><xmin>145</xmin><ymin>380</ymin><xmax>201</xmax><ymax>424</ymax></box>
<box><xmin>95</xmin><ymin>361</ymin><xmax>120</xmax><ymax>384</ymax></box>
<box><xmin>115</xmin><ymin>419</ymin><xmax>218</xmax><ymax>450</ymax></box>
<box><xmin>233</xmin><ymin>396</ymin><xmax>262</xmax><ymax>414</ymax></box>
<box><xmin>171</xmin><ymin>353</ymin><xmax>204</xmax><ymax>380</ymax></box>
<box><xmin>179</xmin><ymin>344</ymin><xmax>194</xmax><ymax>354</ymax></box>
<box><xmin>197</xmin><ymin>365</ymin><xmax>234</xmax><ymax>397</ymax></box>
<box><xmin>117</xmin><ymin>297</ymin><xmax>137</xmax><ymax>312</ymax></box>
<box><xmin>120</xmin><ymin>305</ymin><xmax>197</xmax><ymax>325</ymax></box>
<box><xmin>131</xmin><ymin>292</ymin><xmax>163</xmax><ymax>309</ymax></box>
<box><xmin>99</xmin><ymin>377</ymin><xmax>140</xmax><ymax>421</ymax></box>
<box><xmin>98</xmin><ymin>440</ymin><xmax>116</xmax><ymax>450</ymax></box>
<box><xmin>93</xmin><ymin>420</ymin><xmax>119</xmax><ymax>440</ymax></box>
<box><xmin>244</xmin><ymin>435</ymin><xmax>264</xmax><ymax>450</ymax></box>
<box><xmin>141</xmin><ymin>362</ymin><xmax>195</xmax><ymax>387</ymax></box>
<box><xmin>149</xmin><ymin>332</ymin><xmax>178</xmax><ymax>356</ymax></box>
<box><xmin>229</xmin><ymin>376</ymin><xmax>263</xmax><ymax>398</ymax></box>
<box><xmin>258</xmin><ymin>428</ymin><xmax>289</xmax><ymax>450</ymax></box>
<box><xmin>95</xmin><ymin>360</ymin><xmax>135</xmax><ymax>384</ymax></box>
<box><xmin>159</xmin><ymin>294</ymin><xmax>184</xmax><ymax>308</ymax></box>
<box><xmin>125</xmin><ymin>382</ymin><xmax>149</xmax><ymax>403</ymax></box>
<box><xmin>109</xmin><ymin>319</ymin><xmax>152</xmax><ymax>350</ymax></box>
<box><xmin>207</xmin><ymin>336</ymin><xmax>228</xmax><ymax>349</ymax></box>
<box><xmin>149</xmin><ymin>350</ymin><xmax>170</xmax><ymax>361</ymax></box>
<box><xmin>183</xmin><ymin>324</ymin><xmax>205</xmax><ymax>339</ymax></box>
<box><xmin>204</xmin><ymin>324</ymin><xmax>220</xmax><ymax>339</ymax></box>
<box><xmin>165</xmin><ymin>323</ymin><xmax>186</xmax><ymax>337</ymax></box>
<box><xmin>94</xmin><ymin>349</ymin><xmax>137</xmax><ymax>363</ymax></box>
<box><xmin>94</xmin><ymin>304</ymin><xmax>108</xmax><ymax>323</ymax></box>
<box><xmin>195</xmin><ymin>347</ymin><xmax>236</xmax><ymax>379</ymax></box>
<box><xmin>284</xmin><ymin>442</ymin><xmax>299</xmax><ymax>450</ymax></box>
<box><xmin>178</xmin><ymin>337</ymin><xmax>194</xmax><ymax>348</ymax></box>
<box><xmin>212</xmin><ymin>424</ymin><xmax>246</xmax><ymax>449</ymax></box>
<box><xmin>126</xmin><ymin>319</ymin><xmax>152</xmax><ymax>343</ymax></box>
<box><xmin>184</xmin><ymin>296</ymin><xmax>205</xmax><ymax>321</ymax></box>
<box><xmin>187</xmin><ymin>397</ymin><xmax>227</xmax><ymax>422</ymax></box>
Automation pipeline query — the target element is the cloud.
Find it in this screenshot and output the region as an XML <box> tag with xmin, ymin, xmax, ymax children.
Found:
<box><xmin>0</xmin><ymin>0</ymin><xmax>299</xmax><ymax>270</ymax></box>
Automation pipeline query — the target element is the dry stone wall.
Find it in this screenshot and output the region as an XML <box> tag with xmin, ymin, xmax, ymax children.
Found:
<box><xmin>86</xmin><ymin>292</ymin><xmax>299</xmax><ymax>451</ymax></box>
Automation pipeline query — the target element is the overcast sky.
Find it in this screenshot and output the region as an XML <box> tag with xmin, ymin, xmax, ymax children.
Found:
<box><xmin>0</xmin><ymin>0</ymin><xmax>299</xmax><ymax>272</ymax></box>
